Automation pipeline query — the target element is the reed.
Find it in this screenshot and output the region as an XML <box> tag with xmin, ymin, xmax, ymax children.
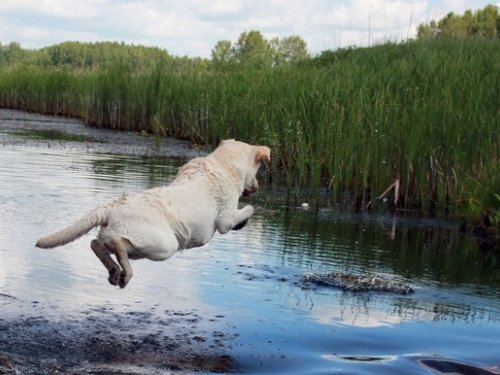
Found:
<box><xmin>0</xmin><ymin>38</ymin><xmax>498</xmax><ymax>219</ymax></box>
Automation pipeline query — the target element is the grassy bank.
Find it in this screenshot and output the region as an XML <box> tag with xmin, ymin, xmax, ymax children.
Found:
<box><xmin>0</xmin><ymin>38</ymin><xmax>498</xmax><ymax>220</ymax></box>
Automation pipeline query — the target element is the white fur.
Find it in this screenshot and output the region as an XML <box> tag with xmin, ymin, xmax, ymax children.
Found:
<box><xmin>36</xmin><ymin>139</ymin><xmax>271</xmax><ymax>288</ymax></box>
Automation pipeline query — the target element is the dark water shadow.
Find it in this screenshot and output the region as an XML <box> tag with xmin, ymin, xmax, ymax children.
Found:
<box><xmin>419</xmin><ymin>358</ymin><xmax>500</xmax><ymax>375</ymax></box>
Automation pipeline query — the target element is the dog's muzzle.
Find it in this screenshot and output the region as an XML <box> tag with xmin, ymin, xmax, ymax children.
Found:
<box><xmin>243</xmin><ymin>185</ymin><xmax>258</xmax><ymax>197</ymax></box>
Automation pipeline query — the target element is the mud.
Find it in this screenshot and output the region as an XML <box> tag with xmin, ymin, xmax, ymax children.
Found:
<box><xmin>0</xmin><ymin>299</ymin><xmax>235</xmax><ymax>374</ymax></box>
<box><xmin>0</xmin><ymin>109</ymin><xmax>207</xmax><ymax>159</ymax></box>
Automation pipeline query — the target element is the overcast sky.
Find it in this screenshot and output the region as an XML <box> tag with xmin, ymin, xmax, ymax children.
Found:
<box><xmin>0</xmin><ymin>0</ymin><xmax>497</xmax><ymax>57</ymax></box>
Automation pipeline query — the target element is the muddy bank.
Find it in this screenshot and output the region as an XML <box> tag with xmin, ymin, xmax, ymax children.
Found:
<box><xmin>0</xmin><ymin>109</ymin><xmax>206</xmax><ymax>159</ymax></box>
<box><xmin>0</xmin><ymin>297</ymin><xmax>234</xmax><ymax>374</ymax></box>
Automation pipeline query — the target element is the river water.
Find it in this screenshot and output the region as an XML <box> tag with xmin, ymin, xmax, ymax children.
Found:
<box><xmin>0</xmin><ymin>109</ymin><xmax>499</xmax><ymax>374</ymax></box>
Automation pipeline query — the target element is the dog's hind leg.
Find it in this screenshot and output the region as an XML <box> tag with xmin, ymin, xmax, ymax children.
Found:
<box><xmin>91</xmin><ymin>239</ymin><xmax>121</xmax><ymax>286</ymax></box>
<box><xmin>107</xmin><ymin>237</ymin><xmax>134</xmax><ymax>289</ymax></box>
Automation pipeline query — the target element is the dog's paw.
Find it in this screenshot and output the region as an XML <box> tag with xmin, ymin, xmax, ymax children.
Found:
<box><xmin>232</xmin><ymin>218</ymin><xmax>250</xmax><ymax>231</ymax></box>
<box><xmin>119</xmin><ymin>271</ymin><xmax>132</xmax><ymax>289</ymax></box>
<box><xmin>108</xmin><ymin>268</ymin><xmax>120</xmax><ymax>286</ymax></box>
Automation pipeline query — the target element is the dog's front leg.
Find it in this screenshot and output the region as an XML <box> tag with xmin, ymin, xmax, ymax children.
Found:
<box><xmin>217</xmin><ymin>205</ymin><xmax>254</xmax><ymax>233</ymax></box>
<box><xmin>231</xmin><ymin>205</ymin><xmax>254</xmax><ymax>231</ymax></box>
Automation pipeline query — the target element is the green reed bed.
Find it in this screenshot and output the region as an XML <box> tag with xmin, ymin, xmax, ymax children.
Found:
<box><xmin>0</xmin><ymin>38</ymin><xmax>498</xmax><ymax>219</ymax></box>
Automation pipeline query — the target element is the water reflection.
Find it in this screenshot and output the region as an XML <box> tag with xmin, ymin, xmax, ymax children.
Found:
<box><xmin>90</xmin><ymin>154</ymin><xmax>183</xmax><ymax>189</ymax></box>
<box><xmin>273</xmin><ymin>207</ymin><xmax>500</xmax><ymax>289</ymax></box>
<box><xmin>255</xmin><ymin>208</ymin><xmax>500</xmax><ymax>327</ymax></box>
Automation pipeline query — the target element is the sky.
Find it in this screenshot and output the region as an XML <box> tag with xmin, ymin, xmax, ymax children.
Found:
<box><xmin>0</xmin><ymin>0</ymin><xmax>498</xmax><ymax>58</ymax></box>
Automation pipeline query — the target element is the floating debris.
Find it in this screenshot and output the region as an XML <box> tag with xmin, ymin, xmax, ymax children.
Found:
<box><xmin>303</xmin><ymin>272</ymin><xmax>414</xmax><ymax>295</ymax></box>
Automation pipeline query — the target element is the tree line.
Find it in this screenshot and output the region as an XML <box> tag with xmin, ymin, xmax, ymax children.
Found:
<box><xmin>211</xmin><ymin>31</ymin><xmax>307</xmax><ymax>69</ymax></box>
<box><xmin>0</xmin><ymin>32</ymin><xmax>308</xmax><ymax>71</ymax></box>
<box><xmin>1</xmin><ymin>4</ymin><xmax>497</xmax><ymax>71</ymax></box>
<box><xmin>417</xmin><ymin>4</ymin><xmax>499</xmax><ymax>39</ymax></box>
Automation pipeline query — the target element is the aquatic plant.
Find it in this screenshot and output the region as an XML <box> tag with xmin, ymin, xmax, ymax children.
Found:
<box><xmin>0</xmin><ymin>38</ymin><xmax>498</xmax><ymax>220</ymax></box>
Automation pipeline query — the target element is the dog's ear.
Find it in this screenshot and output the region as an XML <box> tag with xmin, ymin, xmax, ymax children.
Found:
<box><xmin>255</xmin><ymin>146</ymin><xmax>271</xmax><ymax>162</ymax></box>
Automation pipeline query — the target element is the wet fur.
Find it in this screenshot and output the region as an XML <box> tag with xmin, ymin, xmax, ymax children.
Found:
<box><xmin>36</xmin><ymin>139</ymin><xmax>270</xmax><ymax>288</ymax></box>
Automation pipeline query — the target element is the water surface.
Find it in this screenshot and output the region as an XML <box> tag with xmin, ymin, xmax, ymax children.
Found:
<box><xmin>0</xmin><ymin>110</ymin><xmax>499</xmax><ymax>374</ymax></box>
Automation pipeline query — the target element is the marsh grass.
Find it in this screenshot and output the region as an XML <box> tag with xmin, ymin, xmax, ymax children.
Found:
<box><xmin>0</xmin><ymin>38</ymin><xmax>498</xmax><ymax>218</ymax></box>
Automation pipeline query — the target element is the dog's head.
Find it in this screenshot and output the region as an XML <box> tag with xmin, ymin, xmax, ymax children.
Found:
<box><xmin>215</xmin><ymin>139</ymin><xmax>271</xmax><ymax>197</ymax></box>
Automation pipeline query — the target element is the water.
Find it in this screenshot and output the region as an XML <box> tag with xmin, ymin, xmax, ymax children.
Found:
<box><xmin>0</xmin><ymin>110</ymin><xmax>499</xmax><ymax>374</ymax></box>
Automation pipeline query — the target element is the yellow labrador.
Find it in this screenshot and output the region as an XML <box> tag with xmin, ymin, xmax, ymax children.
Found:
<box><xmin>36</xmin><ymin>139</ymin><xmax>271</xmax><ymax>288</ymax></box>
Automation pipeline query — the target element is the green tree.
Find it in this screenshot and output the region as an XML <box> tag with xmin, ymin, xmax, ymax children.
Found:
<box><xmin>470</xmin><ymin>4</ymin><xmax>499</xmax><ymax>37</ymax></box>
<box><xmin>234</xmin><ymin>30</ymin><xmax>273</xmax><ymax>68</ymax></box>
<box><xmin>2</xmin><ymin>42</ymin><xmax>25</xmax><ymax>64</ymax></box>
<box><xmin>211</xmin><ymin>31</ymin><xmax>308</xmax><ymax>69</ymax></box>
<box><xmin>270</xmin><ymin>35</ymin><xmax>308</xmax><ymax>66</ymax></box>
<box><xmin>417</xmin><ymin>4</ymin><xmax>499</xmax><ymax>39</ymax></box>
<box><xmin>439</xmin><ymin>12</ymin><xmax>470</xmax><ymax>38</ymax></box>
<box><xmin>211</xmin><ymin>40</ymin><xmax>235</xmax><ymax>68</ymax></box>
<box><xmin>417</xmin><ymin>20</ymin><xmax>439</xmax><ymax>39</ymax></box>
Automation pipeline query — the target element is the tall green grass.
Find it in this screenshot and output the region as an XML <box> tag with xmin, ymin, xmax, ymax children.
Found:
<box><xmin>0</xmin><ymin>38</ymin><xmax>498</xmax><ymax>219</ymax></box>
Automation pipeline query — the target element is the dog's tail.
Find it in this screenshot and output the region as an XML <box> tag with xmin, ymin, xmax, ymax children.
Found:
<box><xmin>36</xmin><ymin>205</ymin><xmax>110</xmax><ymax>249</ymax></box>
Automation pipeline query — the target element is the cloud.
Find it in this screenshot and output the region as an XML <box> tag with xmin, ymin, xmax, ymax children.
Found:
<box><xmin>195</xmin><ymin>0</ymin><xmax>246</xmax><ymax>19</ymax></box>
<box><xmin>0</xmin><ymin>0</ymin><xmax>100</xmax><ymax>19</ymax></box>
<box><xmin>0</xmin><ymin>0</ymin><xmax>495</xmax><ymax>57</ymax></box>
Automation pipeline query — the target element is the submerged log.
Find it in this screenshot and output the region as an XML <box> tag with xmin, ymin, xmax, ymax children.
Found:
<box><xmin>303</xmin><ymin>272</ymin><xmax>414</xmax><ymax>295</ymax></box>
